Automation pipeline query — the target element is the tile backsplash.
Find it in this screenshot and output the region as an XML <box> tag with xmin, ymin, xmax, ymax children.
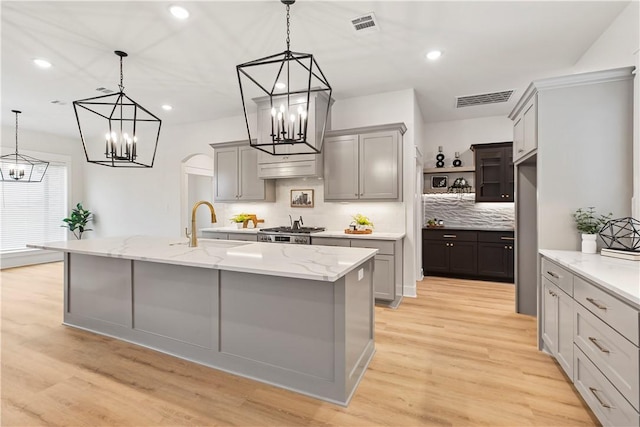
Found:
<box><xmin>210</xmin><ymin>178</ymin><xmax>406</xmax><ymax>232</ymax></box>
<box><xmin>423</xmin><ymin>193</ymin><xmax>514</xmax><ymax>229</ymax></box>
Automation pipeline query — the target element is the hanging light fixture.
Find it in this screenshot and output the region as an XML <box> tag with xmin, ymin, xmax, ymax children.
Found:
<box><xmin>0</xmin><ymin>110</ymin><xmax>49</xmax><ymax>182</ymax></box>
<box><xmin>236</xmin><ymin>0</ymin><xmax>332</xmax><ymax>156</ymax></box>
<box><xmin>73</xmin><ymin>50</ymin><xmax>161</xmax><ymax>168</ymax></box>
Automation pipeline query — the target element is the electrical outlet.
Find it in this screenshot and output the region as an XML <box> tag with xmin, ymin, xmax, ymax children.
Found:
<box><xmin>358</xmin><ymin>268</ymin><xmax>364</xmax><ymax>281</ymax></box>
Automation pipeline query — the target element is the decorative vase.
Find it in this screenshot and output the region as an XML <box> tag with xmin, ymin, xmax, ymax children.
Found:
<box><xmin>236</xmin><ymin>222</ymin><xmax>243</xmax><ymax>229</ymax></box>
<box><xmin>581</xmin><ymin>233</ymin><xmax>597</xmax><ymax>254</ymax></box>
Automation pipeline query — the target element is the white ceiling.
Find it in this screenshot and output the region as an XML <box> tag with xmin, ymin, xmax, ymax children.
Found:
<box><xmin>1</xmin><ymin>1</ymin><xmax>630</xmax><ymax>138</ymax></box>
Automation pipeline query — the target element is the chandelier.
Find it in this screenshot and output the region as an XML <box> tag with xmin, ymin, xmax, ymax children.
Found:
<box><xmin>236</xmin><ymin>0</ymin><xmax>332</xmax><ymax>156</ymax></box>
<box><xmin>0</xmin><ymin>110</ymin><xmax>49</xmax><ymax>182</ymax></box>
<box><xmin>73</xmin><ymin>50</ymin><xmax>161</xmax><ymax>168</ymax></box>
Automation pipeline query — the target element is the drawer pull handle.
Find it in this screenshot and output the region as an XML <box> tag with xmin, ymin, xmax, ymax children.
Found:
<box><xmin>586</xmin><ymin>297</ymin><xmax>607</xmax><ymax>311</ymax></box>
<box><xmin>589</xmin><ymin>387</ymin><xmax>614</xmax><ymax>409</ymax></box>
<box><xmin>443</xmin><ymin>235</ymin><xmax>457</xmax><ymax>238</ymax></box>
<box><xmin>588</xmin><ymin>337</ymin><xmax>610</xmax><ymax>354</ymax></box>
<box><xmin>546</xmin><ymin>271</ymin><xmax>560</xmax><ymax>279</ymax></box>
<box><xmin>500</xmin><ymin>237</ymin><xmax>515</xmax><ymax>241</ymax></box>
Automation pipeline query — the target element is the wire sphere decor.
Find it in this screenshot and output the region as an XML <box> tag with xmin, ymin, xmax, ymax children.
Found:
<box><xmin>599</xmin><ymin>217</ymin><xmax>640</xmax><ymax>252</ymax></box>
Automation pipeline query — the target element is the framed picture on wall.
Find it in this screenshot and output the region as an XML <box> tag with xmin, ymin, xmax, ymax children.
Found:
<box><xmin>431</xmin><ymin>176</ymin><xmax>447</xmax><ymax>189</ymax></box>
<box><xmin>290</xmin><ymin>189</ymin><xmax>314</xmax><ymax>208</ymax></box>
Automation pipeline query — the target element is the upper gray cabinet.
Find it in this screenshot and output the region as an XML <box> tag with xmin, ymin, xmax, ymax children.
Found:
<box><xmin>255</xmin><ymin>92</ymin><xmax>332</xmax><ymax>179</ymax></box>
<box><xmin>511</xmin><ymin>94</ymin><xmax>537</xmax><ymax>164</ymax></box>
<box><xmin>324</xmin><ymin>123</ymin><xmax>406</xmax><ymax>201</ymax></box>
<box><xmin>211</xmin><ymin>140</ymin><xmax>275</xmax><ymax>202</ymax></box>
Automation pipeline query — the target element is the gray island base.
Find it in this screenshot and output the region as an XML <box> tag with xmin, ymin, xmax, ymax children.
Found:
<box><xmin>47</xmin><ymin>237</ymin><xmax>377</xmax><ymax>406</ymax></box>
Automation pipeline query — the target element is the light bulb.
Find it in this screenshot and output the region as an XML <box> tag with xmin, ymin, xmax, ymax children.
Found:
<box><xmin>290</xmin><ymin>114</ymin><xmax>295</xmax><ymax>123</ymax></box>
<box><xmin>279</xmin><ymin>104</ymin><xmax>285</xmax><ymax>114</ymax></box>
<box><xmin>271</xmin><ymin>107</ymin><xmax>276</xmax><ymax>117</ymax></box>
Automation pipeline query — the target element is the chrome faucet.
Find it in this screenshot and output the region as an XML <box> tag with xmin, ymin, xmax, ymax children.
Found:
<box><xmin>186</xmin><ymin>201</ymin><xmax>217</xmax><ymax>247</ymax></box>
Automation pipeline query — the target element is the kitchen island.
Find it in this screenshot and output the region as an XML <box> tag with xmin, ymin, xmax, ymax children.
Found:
<box><xmin>28</xmin><ymin>236</ymin><xmax>377</xmax><ymax>405</ymax></box>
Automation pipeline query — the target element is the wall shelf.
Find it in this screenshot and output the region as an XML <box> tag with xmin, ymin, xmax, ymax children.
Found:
<box><xmin>423</xmin><ymin>166</ymin><xmax>474</xmax><ymax>174</ymax></box>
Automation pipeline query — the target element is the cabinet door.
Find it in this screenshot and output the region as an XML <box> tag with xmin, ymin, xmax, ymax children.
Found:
<box><xmin>373</xmin><ymin>254</ymin><xmax>395</xmax><ymax>301</ymax></box>
<box><xmin>423</xmin><ymin>240</ymin><xmax>449</xmax><ymax>273</ymax></box>
<box><xmin>238</xmin><ymin>146</ymin><xmax>264</xmax><ymax>201</ymax></box>
<box><xmin>504</xmin><ymin>147</ymin><xmax>514</xmax><ymax>200</ymax></box>
<box><xmin>201</xmin><ymin>231</ymin><xmax>228</xmax><ymax>240</ymax></box>
<box><xmin>541</xmin><ymin>278</ymin><xmax>558</xmax><ymax>354</ymax></box>
<box><xmin>556</xmin><ymin>290</ymin><xmax>574</xmax><ymax>380</ymax></box>
<box><xmin>214</xmin><ymin>147</ymin><xmax>239</xmax><ymax>202</ymax></box>
<box><xmin>311</xmin><ymin>237</ymin><xmax>350</xmax><ymax>247</ymax></box>
<box><xmin>447</xmin><ymin>241</ymin><xmax>477</xmax><ymax>275</ymax></box>
<box><xmin>226</xmin><ymin>232</ymin><xmax>258</xmax><ymax>242</ymax></box>
<box><xmin>323</xmin><ymin>135</ymin><xmax>360</xmax><ymax>200</ymax></box>
<box><xmin>477</xmin><ymin>242</ymin><xmax>510</xmax><ymax>278</ymax></box>
<box><xmin>522</xmin><ymin>98</ymin><xmax>537</xmax><ymax>155</ymax></box>
<box><xmin>513</xmin><ymin>116</ymin><xmax>525</xmax><ymax>162</ymax></box>
<box><xmin>475</xmin><ymin>147</ymin><xmax>506</xmax><ymax>202</ymax></box>
<box><xmin>359</xmin><ymin>131</ymin><xmax>399</xmax><ymax>200</ymax></box>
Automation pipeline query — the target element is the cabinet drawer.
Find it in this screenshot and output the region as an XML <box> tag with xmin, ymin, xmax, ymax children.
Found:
<box><xmin>541</xmin><ymin>258</ymin><xmax>573</xmax><ymax>296</ymax></box>
<box><xmin>574</xmin><ymin>275</ymin><xmax>639</xmax><ymax>346</ymax></box>
<box><xmin>574</xmin><ymin>346</ymin><xmax>640</xmax><ymax>427</ymax></box>
<box><xmin>422</xmin><ymin>230</ymin><xmax>477</xmax><ymax>242</ymax></box>
<box><xmin>477</xmin><ymin>231</ymin><xmax>514</xmax><ymax>243</ymax></box>
<box><xmin>227</xmin><ymin>233</ymin><xmax>258</xmax><ymax>242</ymax></box>
<box><xmin>575</xmin><ymin>302</ymin><xmax>639</xmax><ymax>410</ymax></box>
<box><xmin>311</xmin><ymin>237</ymin><xmax>350</xmax><ymax>247</ymax></box>
<box><xmin>351</xmin><ymin>239</ymin><xmax>394</xmax><ymax>255</ymax></box>
<box><xmin>201</xmin><ymin>232</ymin><xmax>228</xmax><ymax>240</ymax></box>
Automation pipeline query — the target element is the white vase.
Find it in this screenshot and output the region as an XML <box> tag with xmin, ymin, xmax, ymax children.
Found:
<box><xmin>235</xmin><ymin>223</ymin><xmax>243</xmax><ymax>229</ymax></box>
<box><xmin>581</xmin><ymin>233</ymin><xmax>597</xmax><ymax>254</ymax></box>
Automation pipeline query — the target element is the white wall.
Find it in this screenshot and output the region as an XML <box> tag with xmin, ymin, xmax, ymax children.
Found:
<box><xmin>572</xmin><ymin>0</ymin><xmax>640</xmax><ymax>218</ymax></box>
<box><xmin>423</xmin><ymin>116</ymin><xmax>512</xmax><ymax>169</ymax></box>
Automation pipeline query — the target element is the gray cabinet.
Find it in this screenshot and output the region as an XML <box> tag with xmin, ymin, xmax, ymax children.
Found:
<box><xmin>311</xmin><ymin>236</ymin><xmax>402</xmax><ymax>302</ymax></box>
<box><xmin>201</xmin><ymin>230</ymin><xmax>258</xmax><ymax>241</ymax></box>
<box><xmin>541</xmin><ymin>277</ymin><xmax>573</xmax><ymax>380</ymax></box>
<box><xmin>211</xmin><ymin>140</ymin><xmax>275</xmax><ymax>202</ymax></box>
<box><xmin>324</xmin><ymin>123</ymin><xmax>406</xmax><ymax>201</ymax></box>
<box><xmin>512</xmin><ymin>95</ymin><xmax>537</xmax><ymax>164</ymax></box>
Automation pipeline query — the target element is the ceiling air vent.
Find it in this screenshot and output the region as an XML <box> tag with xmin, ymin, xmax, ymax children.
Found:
<box><xmin>95</xmin><ymin>87</ymin><xmax>114</xmax><ymax>94</ymax></box>
<box><xmin>456</xmin><ymin>90</ymin><xmax>514</xmax><ymax>108</ymax></box>
<box><xmin>351</xmin><ymin>13</ymin><xmax>379</xmax><ymax>34</ymax></box>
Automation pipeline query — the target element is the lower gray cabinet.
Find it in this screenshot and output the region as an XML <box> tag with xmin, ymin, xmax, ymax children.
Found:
<box><xmin>312</xmin><ymin>237</ymin><xmax>402</xmax><ymax>302</ymax></box>
<box><xmin>201</xmin><ymin>231</ymin><xmax>258</xmax><ymax>242</ymax></box>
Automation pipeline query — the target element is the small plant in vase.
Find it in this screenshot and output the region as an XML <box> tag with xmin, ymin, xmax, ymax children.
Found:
<box><xmin>230</xmin><ymin>213</ymin><xmax>251</xmax><ymax>228</ymax></box>
<box><xmin>62</xmin><ymin>202</ymin><xmax>93</xmax><ymax>239</ymax></box>
<box><xmin>572</xmin><ymin>207</ymin><xmax>612</xmax><ymax>253</ymax></box>
<box><xmin>351</xmin><ymin>214</ymin><xmax>374</xmax><ymax>231</ymax></box>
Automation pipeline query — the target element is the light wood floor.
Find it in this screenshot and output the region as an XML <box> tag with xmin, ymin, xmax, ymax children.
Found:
<box><xmin>1</xmin><ymin>262</ymin><xmax>599</xmax><ymax>426</ymax></box>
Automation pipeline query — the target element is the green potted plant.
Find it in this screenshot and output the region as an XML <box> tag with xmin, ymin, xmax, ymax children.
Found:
<box><xmin>62</xmin><ymin>202</ymin><xmax>93</xmax><ymax>240</ymax></box>
<box><xmin>230</xmin><ymin>213</ymin><xmax>251</xmax><ymax>228</ymax></box>
<box><xmin>351</xmin><ymin>214</ymin><xmax>374</xmax><ymax>231</ymax></box>
<box><xmin>572</xmin><ymin>207</ymin><xmax>612</xmax><ymax>253</ymax></box>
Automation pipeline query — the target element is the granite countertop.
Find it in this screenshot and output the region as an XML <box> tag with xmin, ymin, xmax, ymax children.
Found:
<box><xmin>539</xmin><ymin>249</ymin><xmax>640</xmax><ymax>308</ymax></box>
<box><xmin>423</xmin><ymin>226</ymin><xmax>514</xmax><ymax>232</ymax></box>
<box><xmin>28</xmin><ymin>236</ymin><xmax>377</xmax><ymax>283</ymax></box>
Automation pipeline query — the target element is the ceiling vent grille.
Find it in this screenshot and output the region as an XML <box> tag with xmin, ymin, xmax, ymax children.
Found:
<box><xmin>351</xmin><ymin>13</ymin><xmax>379</xmax><ymax>34</ymax></box>
<box><xmin>456</xmin><ymin>90</ymin><xmax>514</xmax><ymax>108</ymax></box>
<box><xmin>95</xmin><ymin>87</ymin><xmax>114</xmax><ymax>94</ymax></box>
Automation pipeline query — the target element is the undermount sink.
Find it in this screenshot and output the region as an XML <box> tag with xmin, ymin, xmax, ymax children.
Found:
<box><xmin>170</xmin><ymin>239</ymin><xmax>252</xmax><ymax>249</ymax></box>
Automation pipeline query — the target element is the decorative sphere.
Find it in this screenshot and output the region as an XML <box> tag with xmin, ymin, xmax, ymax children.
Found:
<box><xmin>453</xmin><ymin>159</ymin><xmax>462</xmax><ymax>167</ymax></box>
<box><xmin>599</xmin><ymin>217</ymin><xmax>640</xmax><ymax>251</ymax></box>
<box><xmin>436</xmin><ymin>161</ymin><xmax>444</xmax><ymax>168</ymax></box>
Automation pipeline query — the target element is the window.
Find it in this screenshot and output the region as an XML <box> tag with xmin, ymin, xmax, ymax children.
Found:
<box><xmin>1</xmin><ymin>160</ymin><xmax>68</xmax><ymax>252</ymax></box>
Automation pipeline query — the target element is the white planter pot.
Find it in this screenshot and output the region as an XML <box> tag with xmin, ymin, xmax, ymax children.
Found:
<box><xmin>235</xmin><ymin>223</ymin><xmax>243</xmax><ymax>229</ymax></box>
<box><xmin>581</xmin><ymin>233</ymin><xmax>597</xmax><ymax>254</ymax></box>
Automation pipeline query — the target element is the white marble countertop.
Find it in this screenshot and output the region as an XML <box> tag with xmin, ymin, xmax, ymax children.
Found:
<box><xmin>28</xmin><ymin>236</ymin><xmax>377</xmax><ymax>282</ymax></box>
<box><xmin>313</xmin><ymin>230</ymin><xmax>405</xmax><ymax>240</ymax></box>
<box><xmin>201</xmin><ymin>227</ymin><xmax>405</xmax><ymax>240</ymax></box>
<box><xmin>539</xmin><ymin>249</ymin><xmax>640</xmax><ymax>308</ymax></box>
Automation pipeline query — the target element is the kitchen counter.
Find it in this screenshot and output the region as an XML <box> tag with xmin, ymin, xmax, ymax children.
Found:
<box><xmin>423</xmin><ymin>226</ymin><xmax>514</xmax><ymax>232</ymax></box>
<box><xmin>539</xmin><ymin>249</ymin><xmax>640</xmax><ymax>308</ymax></box>
<box><xmin>29</xmin><ymin>235</ymin><xmax>377</xmax><ymax>282</ymax></box>
<box><xmin>200</xmin><ymin>226</ymin><xmax>259</xmax><ymax>234</ymax></box>
<box><xmin>28</xmin><ymin>235</ymin><xmax>377</xmax><ymax>405</ymax></box>
<box><xmin>314</xmin><ymin>230</ymin><xmax>405</xmax><ymax>240</ymax></box>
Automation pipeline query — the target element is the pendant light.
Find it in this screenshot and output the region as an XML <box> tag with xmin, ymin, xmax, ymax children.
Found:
<box><xmin>73</xmin><ymin>50</ymin><xmax>162</xmax><ymax>168</ymax></box>
<box><xmin>0</xmin><ymin>110</ymin><xmax>49</xmax><ymax>182</ymax></box>
<box><xmin>236</xmin><ymin>0</ymin><xmax>332</xmax><ymax>156</ymax></box>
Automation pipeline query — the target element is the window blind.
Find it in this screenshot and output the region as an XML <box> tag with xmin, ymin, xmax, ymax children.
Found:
<box><xmin>0</xmin><ymin>162</ymin><xmax>68</xmax><ymax>252</ymax></box>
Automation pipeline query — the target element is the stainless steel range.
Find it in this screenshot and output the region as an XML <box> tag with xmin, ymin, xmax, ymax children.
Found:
<box><xmin>257</xmin><ymin>226</ymin><xmax>326</xmax><ymax>244</ymax></box>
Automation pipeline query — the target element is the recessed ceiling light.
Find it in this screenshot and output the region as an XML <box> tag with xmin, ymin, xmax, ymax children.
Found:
<box><xmin>169</xmin><ymin>5</ymin><xmax>189</xmax><ymax>20</ymax></box>
<box><xmin>426</xmin><ymin>50</ymin><xmax>442</xmax><ymax>60</ymax></box>
<box><xmin>33</xmin><ymin>58</ymin><xmax>52</xmax><ymax>68</ymax></box>
<box><xmin>275</xmin><ymin>82</ymin><xmax>286</xmax><ymax>90</ymax></box>
<box><xmin>162</xmin><ymin>104</ymin><xmax>173</xmax><ymax>111</ymax></box>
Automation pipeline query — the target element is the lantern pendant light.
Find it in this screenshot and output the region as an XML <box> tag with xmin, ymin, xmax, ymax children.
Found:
<box><xmin>73</xmin><ymin>50</ymin><xmax>162</xmax><ymax>168</ymax></box>
<box><xmin>0</xmin><ymin>110</ymin><xmax>49</xmax><ymax>182</ymax></box>
<box><xmin>236</xmin><ymin>0</ymin><xmax>332</xmax><ymax>156</ymax></box>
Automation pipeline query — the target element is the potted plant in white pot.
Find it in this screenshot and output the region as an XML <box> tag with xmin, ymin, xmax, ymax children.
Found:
<box><xmin>230</xmin><ymin>213</ymin><xmax>251</xmax><ymax>229</ymax></box>
<box><xmin>572</xmin><ymin>207</ymin><xmax>611</xmax><ymax>253</ymax></box>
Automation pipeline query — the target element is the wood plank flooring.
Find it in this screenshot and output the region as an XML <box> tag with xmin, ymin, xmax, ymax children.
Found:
<box><xmin>1</xmin><ymin>263</ymin><xmax>599</xmax><ymax>426</ymax></box>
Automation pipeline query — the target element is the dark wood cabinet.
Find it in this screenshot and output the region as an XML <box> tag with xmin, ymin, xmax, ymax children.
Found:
<box><xmin>477</xmin><ymin>231</ymin><xmax>514</xmax><ymax>280</ymax></box>
<box><xmin>423</xmin><ymin>229</ymin><xmax>514</xmax><ymax>282</ymax></box>
<box><xmin>471</xmin><ymin>142</ymin><xmax>514</xmax><ymax>202</ymax></box>
<box><xmin>422</xmin><ymin>229</ymin><xmax>478</xmax><ymax>277</ymax></box>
